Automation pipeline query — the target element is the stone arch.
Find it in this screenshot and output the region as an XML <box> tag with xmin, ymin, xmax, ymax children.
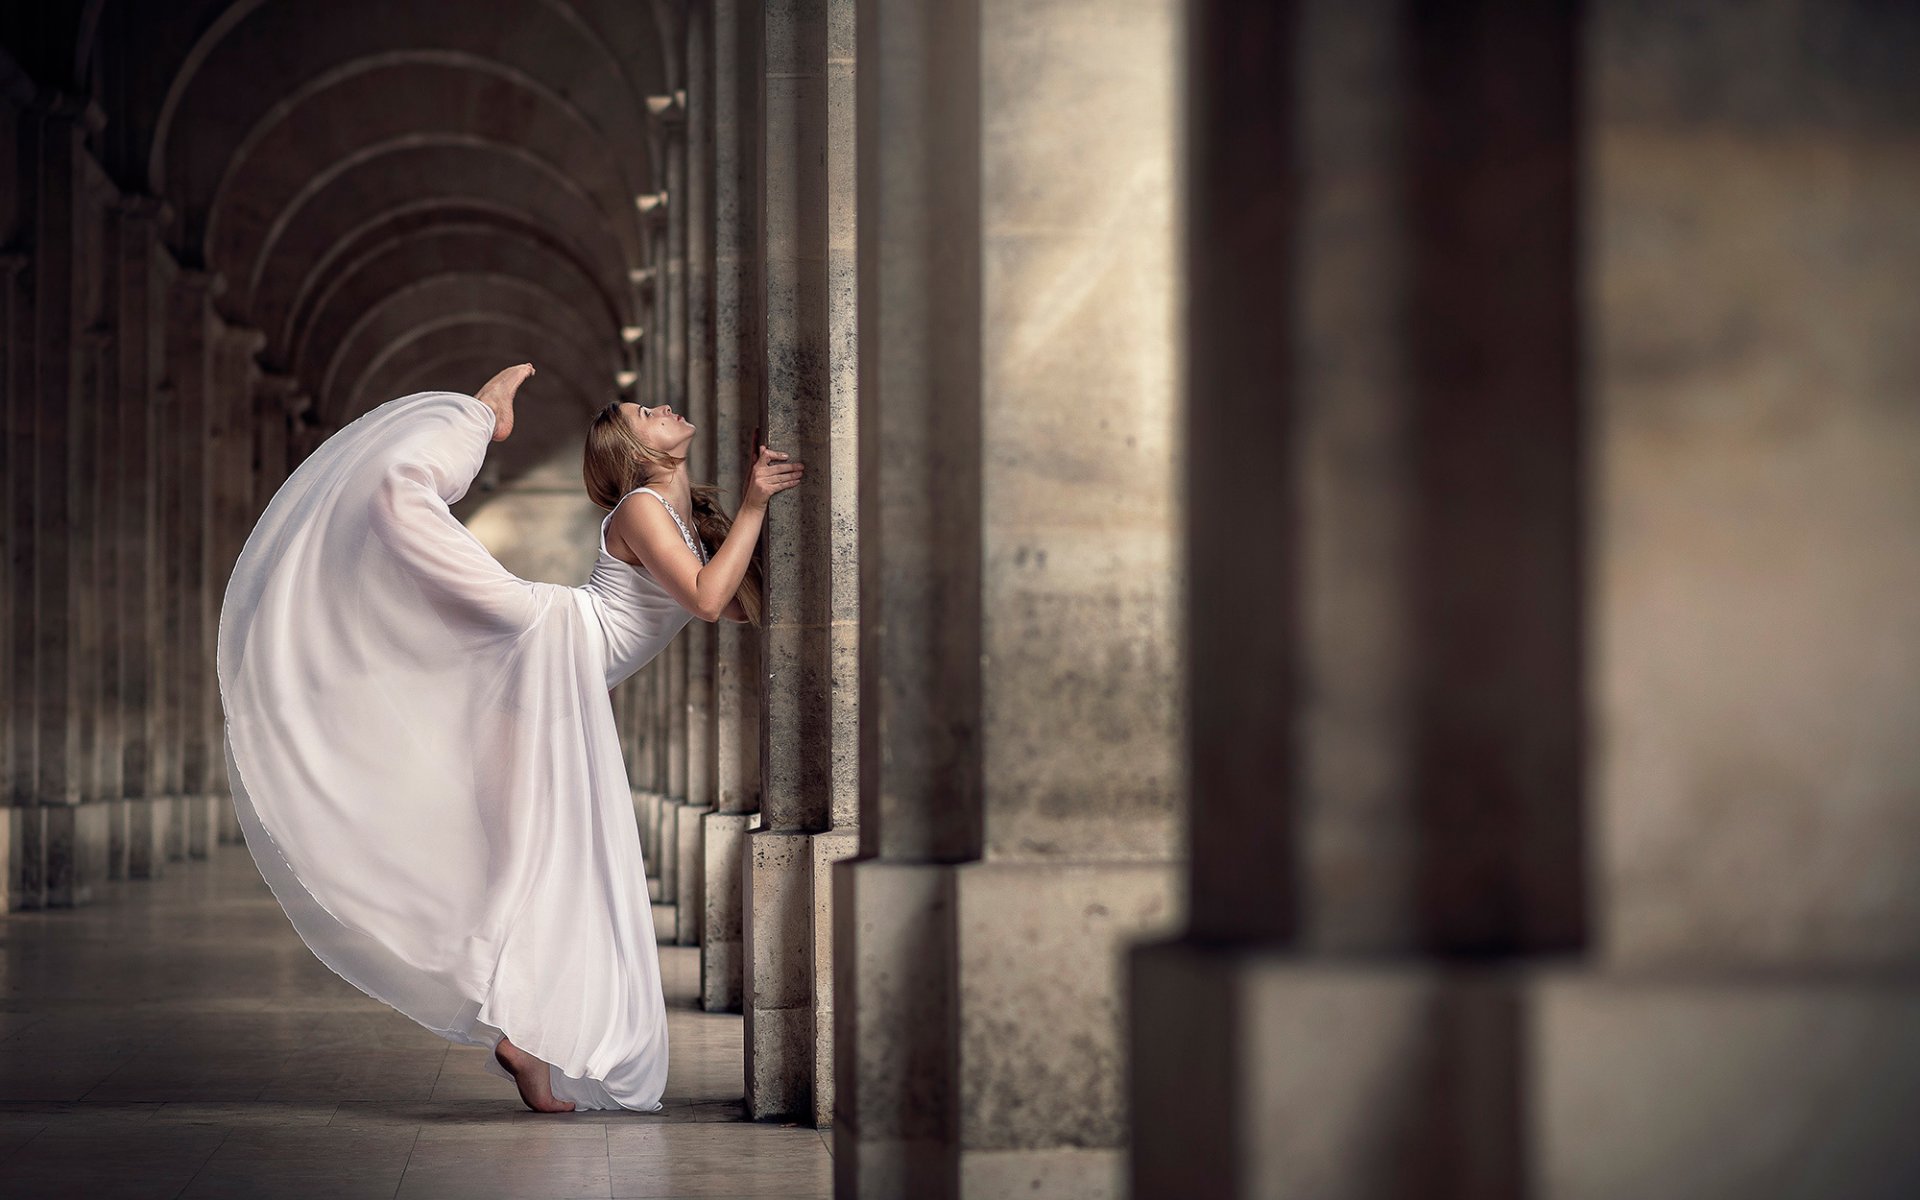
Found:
<box><xmin>223</xmin><ymin>135</ymin><xmax>636</xmax><ymax>315</ymax></box>
<box><xmin>286</xmin><ymin>222</ymin><xmax>623</xmax><ymax>382</ymax></box>
<box><xmin>322</xmin><ymin>279</ymin><xmax>612</xmax><ymax>412</ymax></box>
<box><xmin>187</xmin><ymin>53</ymin><xmax>647</xmax><ymax>275</ymax></box>
<box><xmin>254</xmin><ymin>184</ymin><xmax>632</xmax><ymax>365</ymax></box>
<box><xmin>144</xmin><ymin>0</ymin><xmax>665</xmax><ymax>198</ymax></box>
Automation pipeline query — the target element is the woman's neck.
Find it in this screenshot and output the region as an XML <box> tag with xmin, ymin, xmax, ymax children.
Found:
<box><xmin>643</xmin><ymin>470</ymin><xmax>692</xmax><ymax>515</ymax></box>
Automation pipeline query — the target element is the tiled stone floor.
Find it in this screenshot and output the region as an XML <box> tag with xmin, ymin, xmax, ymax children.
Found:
<box><xmin>0</xmin><ymin>843</ymin><xmax>831</xmax><ymax>1198</ymax></box>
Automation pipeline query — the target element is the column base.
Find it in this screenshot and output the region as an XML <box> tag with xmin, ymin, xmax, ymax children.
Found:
<box><xmin>17</xmin><ymin>802</ymin><xmax>115</xmax><ymax>908</ymax></box>
<box><xmin>811</xmin><ymin>827</ymin><xmax>858</xmax><ymax>1127</ymax></box>
<box><xmin>106</xmin><ymin>796</ymin><xmax>131</xmax><ymax>880</ymax></box>
<box><xmin>217</xmin><ymin>790</ymin><xmax>242</xmax><ymax>843</ymax></box>
<box><xmin>745</xmin><ymin>828</ymin><xmax>815</xmax><ymax>1120</ymax></box>
<box><xmin>658</xmin><ymin>798</ymin><xmax>682</xmax><ymax>901</ymax></box>
<box><xmin>186</xmin><ymin>792</ymin><xmax>220</xmax><ymax>858</ymax></box>
<box><xmin>126</xmin><ymin>794</ymin><xmax>172</xmax><ymax>879</ymax></box>
<box><xmin>832</xmin><ymin>857</ymin><xmax>960</xmax><ymax>1198</ymax></box>
<box><xmin>634</xmin><ymin>790</ymin><xmax>659</xmax><ymax>867</ymax></box>
<box><xmin>832</xmin><ymin>856</ymin><xmax>1178</xmax><ymax>1197</ymax></box>
<box><xmin>2</xmin><ymin>804</ymin><xmax>27</xmax><ymax>911</ymax></box>
<box><xmin>1128</xmin><ymin>944</ymin><xmax>1920</xmax><ymax>1200</ymax></box>
<box><xmin>675</xmin><ymin>804</ymin><xmax>712</xmax><ymax>946</ymax></box>
<box><xmin>164</xmin><ymin>794</ymin><xmax>189</xmax><ymax>861</ymax></box>
<box><xmin>701</xmin><ymin>810</ymin><xmax>755</xmax><ymax>1011</ymax></box>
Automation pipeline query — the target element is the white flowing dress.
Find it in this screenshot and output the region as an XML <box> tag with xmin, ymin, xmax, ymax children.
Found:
<box><xmin>216</xmin><ymin>389</ymin><xmax>708</xmax><ymax>1111</ymax></box>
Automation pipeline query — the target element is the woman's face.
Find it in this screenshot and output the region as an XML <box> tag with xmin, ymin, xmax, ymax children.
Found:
<box><xmin>620</xmin><ymin>400</ymin><xmax>695</xmax><ymax>454</ymax></box>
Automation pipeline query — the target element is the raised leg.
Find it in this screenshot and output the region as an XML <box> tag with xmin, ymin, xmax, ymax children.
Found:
<box><xmin>475</xmin><ymin>363</ymin><xmax>536</xmax><ymax>442</ymax></box>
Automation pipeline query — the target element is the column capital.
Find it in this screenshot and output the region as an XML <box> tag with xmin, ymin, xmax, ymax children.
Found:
<box><xmin>174</xmin><ymin>267</ymin><xmax>227</xmax><ymax>299</ymax></box>
<box><xmin>260</xmin><ymin>372</ymin><xmax>315</xmax><ymax>419</ymax></box>
<box><xmin>217</xmin><ymin>323</ymin><xmax>268</xmax><ymax>356</ymax></box>
<box><xmin>629</xmin><ymin>266</ymin><xmax>658</xmax><ymax>286</ymax></box>
<box><xmin>114</xmin><ymin>193</ymin><xmax>175</xmax><ymax>230</ymax></box>
<box><xmin>29</xmin><ymin>88</ymin><xmax>107</xmax><ymax>134</ymax></box>
<box><xmin>636</xmin><ymin>192</ymin><xmax>670</xmax><ymax>222</ymax></box>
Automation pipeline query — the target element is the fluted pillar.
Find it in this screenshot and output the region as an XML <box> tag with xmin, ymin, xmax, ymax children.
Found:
<box><xmin>0</xmin><ymin>246</ymin><xmax>31</xmax><ymax>908</ymax></box>
<box><xmin>743</xmin><ymin>0</ymin><xmax>859</xmax><ymax>1126</ymax></box>
<box><xmin>109</xmin><ymin>195</ymin><xmax>171</xmax><ymax>880</ymax></box>
<box><xmin>209</xmin><ymin>320</ymin><xmax>264</xmax><ymax>846</ymax></box>
<box><xmin>77</xmin><ymin>319</ymin><xmax>116</xmax><ymax>879</ymax></box>
<box><xmin>701</xmin><ymin>0</ymin><xmax>766</xmax><ymax>1015</ymax></box>
<box><xmin>15</xmin><ymin>92</ymin><xmax>110</xmax><ymax>909</ymax></box>
<box><xmin>104</xmin><ymin>193</ymin><xmax>168</xmax><ymax>879</ymax></box>
<box><xmin>165</xmin><ymin>266</ymin><xmax>222</xmax><ymax>862</ymax></box>
<box><xmin>677</xmin><ymin>0</ymin><xmax>719</xmax><ymax>952</ymax></box>
<box><xmin>834</xmin><ymin>0</ymin><xmax>1185</xmax><ymax>1192</ymax></box>
<box><xmin>1131</xmin><ymin>3</ymin><xmax>1587</xmax><ymax>1197</ymax></box>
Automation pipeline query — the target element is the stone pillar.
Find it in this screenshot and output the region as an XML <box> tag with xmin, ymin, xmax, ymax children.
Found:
<box><xmin>209</xmin><ymin>321</ymin><xmax>264</xmax><ymax>845</ymax></box>
<box><xmin>640</xmin><ymin>193</ymin><xmax>668</xmax><ymax>409</ymax></box>
<box><xmin>834</xmin><ymin>0</ymin><xmax>1185</xmax><ymax>1191</ymax></box>
<box><xmin>110</xmin><ymin>195</ymin><xmax>171</xmax><ymax>881</ymax></box>
<box><xmin>165</xmin><ymin>267</ymin><xmax>222</xmax><ymax>862</ymax></box>
<box><xmin>637</xmin><ymin>659</ymin><xmax>662</xmax><ymax>894</ymax></box>
<box><xmin>1538</xmin><ymin>4</ymin><xmax>1920</xmax><ymax>1197</ymax></box>
<box><xmin>702</xmin><ymin>0</ymin><xmax>766</xmax><ymax>1015</ymax></box>
<box><xmin>254</xmin><ymin>371</ymin><xmax>299</xmax><ymax>508</ymax></box>
<box><xmin>19</xmin><ymin>92</ymin><xmax>107</xmax><ymax>908</ymax></box>
<box><xmin>677</xmin><ymin>0</ymin><xmax>719</xmax><ymax>952</ymax></box>
<box><xmin>743</xmin><ymin>0</ymin><xmax>860</xmax><ymax>1126</ymax></box>
<box><xmin>1131</xmin><ymin>3</ymin><xmax>1588</xmax><ymax>1197</ymax></box>
<box><xmin>0</xmin><ymin>247</ymin><xmax>30</xmax><ymax>909</ymax></box>
<box><xmin>78</xmin><ymin>317</ymin><xmax>116</xmax><ymax>881</ymax></box>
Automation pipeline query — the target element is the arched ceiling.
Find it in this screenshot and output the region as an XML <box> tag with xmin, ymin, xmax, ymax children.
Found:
<box><xmin>68</xmin><ymin>0</ymin><xmax>681</xmax><ymax>482</ymax></box>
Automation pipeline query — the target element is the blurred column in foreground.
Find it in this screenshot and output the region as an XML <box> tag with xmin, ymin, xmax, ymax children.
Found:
<box><xmin>835</xmin><ymin>0</ymin><xmax>1185</xmax><ymax>1192</ymax></box>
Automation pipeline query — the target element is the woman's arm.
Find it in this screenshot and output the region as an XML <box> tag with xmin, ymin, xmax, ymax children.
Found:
<box><xmin>719</xmin><ymin>595</ymin><xmax>749</xmax><ymax>623</ymax></box>
<box><xmin>611</xmin><ymin>494</ymin><xmax>766</xmax><ymax>622</ymax></box>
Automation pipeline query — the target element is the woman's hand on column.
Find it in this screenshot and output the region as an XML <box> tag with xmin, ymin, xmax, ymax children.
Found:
<box><xmin>743</xmin><ymin>444</ymin><xmax>804</xmax><ymax>510</ymax></box>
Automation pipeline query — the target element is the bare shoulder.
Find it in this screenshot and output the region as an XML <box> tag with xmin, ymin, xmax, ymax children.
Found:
<box><xmin>606</xmin><ymin>491</ymin><xmax>680</xmax><ymax>564</ymax></box>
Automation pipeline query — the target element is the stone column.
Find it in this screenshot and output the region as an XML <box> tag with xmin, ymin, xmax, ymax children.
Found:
<box><xmin>683</xmin><ymin>0</ymin><xmax>725</xmax><ymax>956</ymax></box>
<box><xmin>209</xmin><ymin>321</ymin><xmax>264</xmax><ymax>846</ymax></box>
<box><xmin>1540</xmin><ymin>5</ymin><xmax>1920</xmax><ymax>1196</ymax></box>
<box><xmin>743</xmin><ymin>0</ymin><xmax>859</xmax><ymax>1126</ymax></box>
<box><xmin>110</xmin><ymin>195</ymin><xmax>171</xmax><ymax>881</ymax></box>
<box><xmin>254</xmin><ymin>371</ymin><xmax>300</xmax><ymax>507</ymax></box>
<box><xmin>641</xmin><ymin>664</ymin><xmax>661</xmax><ymax>899</ymax></box>
<box><xmin>639</xmin><ymin>194</ymin><xmax>668</xmax><ymax>409</ymax></box>
<box><xmin>165</xmin><ymin>266</ymin><xmax>222</xmax><ymax>862</ymax></box>
<box><xmin>78</xmin><ymin>316</ymin><xmax>116</xmax><ymax>881</ymax></box>
<box><xmin>1131</xmin><ymin>3</ymin><xmax>1587</xmax><ymax>1197</ymax></box>
<box><xmin>663</xmin><ymin>90</ymin><xmax>693</xmax><ymax>943</ymax></box>
<box><xmin>677</xmin><ymin>0</ymin><xmax>719</xmax><ymax>952</ymax></box>
<box><xmin>19</xmin><ymin>92</ymin><xmax>108</xmax><ymax>908</ymax></box>
<box><xmin>702</xmin><ymin>0</ymin><xmax>766</xmax><ymax>1015</ymax></box>
<box><xmin>834</xmin><ymin>0</ymin><xmax>1185</xmax><ymax>1191</ymax></box>
<box><xmin>0</xmin><ymin>247</ymin><xmax>30</xmax><ymax>909</ymax></box>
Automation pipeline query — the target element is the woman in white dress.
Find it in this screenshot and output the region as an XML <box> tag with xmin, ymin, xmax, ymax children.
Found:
<box><xmin>216</xmin><ymin>363</ymin><xmax>802</xmax><ymax>1113</ymax></box>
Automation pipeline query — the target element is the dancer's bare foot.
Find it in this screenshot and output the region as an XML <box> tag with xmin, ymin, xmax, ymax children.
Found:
<box><xmin>495</xmin><ymin>1035</ymin><xmax>575</xmax><ymax>1112</ymax></box>
<box><xmin>474</xmin><ymin>362</ymin><xmax>535</xmax><ymax>442</ymax></box>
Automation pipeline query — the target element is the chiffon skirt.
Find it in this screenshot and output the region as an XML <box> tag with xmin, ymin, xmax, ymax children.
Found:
<box><xmin>216</xmin><ymin>390</ymin><xmax>668</xmax><ymax>1111</ymax></box>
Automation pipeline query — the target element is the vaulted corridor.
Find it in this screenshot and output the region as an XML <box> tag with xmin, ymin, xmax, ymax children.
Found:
<box><xmin>4</xmin><ymin>1</ymin><xmax>1920</xmax><ymax>1198</ymax></box>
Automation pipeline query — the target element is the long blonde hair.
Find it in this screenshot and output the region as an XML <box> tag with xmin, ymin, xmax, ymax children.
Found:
<box><xmin>583</xmin><ymin>400</ymin><xmax>765</xmax><ymax>627</ymax></box>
